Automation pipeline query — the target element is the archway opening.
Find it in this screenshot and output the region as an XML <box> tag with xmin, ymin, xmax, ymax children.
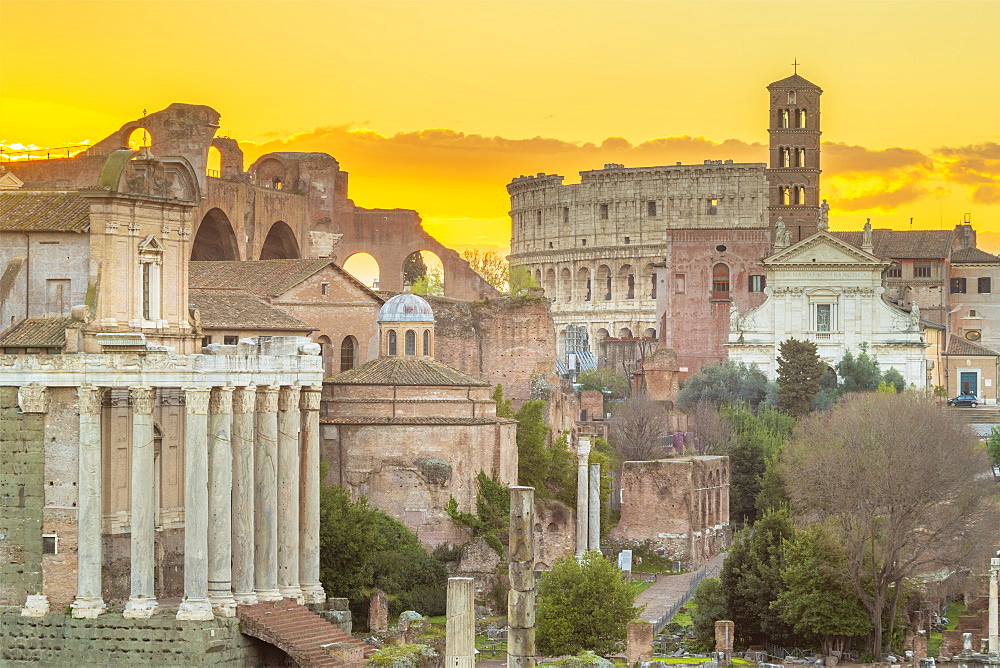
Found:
<box><xmin>577</xmin><ymin>267</ymin><xmax>592</xmax><ymax>302</ymax></box>
<box><xmin>344</xmin><ymin>253</ymin><xmax>380</xmax><ymax>289</ymax></box>
<box><xmin>259</xmin><ymin>221</ymin><xmax>299</xmax><ymax>260</ymax></box>
<box><xmin>403</xmin><ymin>250</ymin><xmax>444</xmax><ymax>296</ymax></box>
<box><xmin>544</xmin><ymin>268</ymin><xmax>556</xmax><ymax>300</ymax></box>
<box><xmin>317</xmin><ymin>335</ymin><xmax>333</xmax><ymax>378</ymax></box>
<box><xmin>340</xmin><ymin>335</ymin><xmax>358</xmax><ymax>372</ymax></box>
<box><xmin>206</xmin><ymin>146</ymin><xmax>222</xmax><ymax>178</ymax></box>
<box><xmin>643</xmin><ymin>328</ymin><xmax>657</xmax><ymax>339</ymax></box>
<box><xmin>560</xmin><ymin>267</ymin><xmax>572</xmax><ymax>302</ymax></box>
<box><xmin>619</xmin><ymin>327</ymin><xmax>634</xmax><ymax>339</ymax></box>
<box><xmin>191</xmin><ymin>208</ymin><xmax>241</xmax><ymax>261</ymax></box>
<box><xmin>126</xmin><ymin>127</ymin><xmax>152</xmax><ymax>150</ymax></box>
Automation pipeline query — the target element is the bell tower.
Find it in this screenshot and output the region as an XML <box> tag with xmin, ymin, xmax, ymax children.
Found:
<box><xmin>767</xmin><ymin>65</ymin><xmax>823</xmax><ymax>242</ymax></box>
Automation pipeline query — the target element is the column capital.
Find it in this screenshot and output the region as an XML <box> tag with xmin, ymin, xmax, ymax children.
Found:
<box><xmin>232</xmin><ymin>385</ymin><xmax>256</xmax><ymax>413</ymax></box>
<box><xmin>210</xmin><ymin>386</ymin><xmax>235</xmax><ymax>414</ymax></box>
<box><xmin>299</xmin><ymin>385</ymin><xmax>322</xmax><ymax>411</ymax></box>
<box><xmin>255</xmin><ymin>384</ymin><xmax>279</xmax><ymax>413</ymax></box>
<box><xmin>78</xmin><ymin>385</ymin><xmax>105</xmax><ymax>415</ymax></box>
<box><xmin>278</xmin><ymin>385</ymin><xmax>301</xmax><ymax>412</ymax></box>
<box><xmin>130</xmin><ymin>386</ymin><xmax>155</xmax><ymax>415</ymax></box>
<box><xmin>18</xmin><ymin>383</ymin><xmax>48</xmax><ymax>414</ymax></box>
<box><xmin>184</xmin><ymin>387</ymin><xmax>211</xmax><ymax>415</ymax></box>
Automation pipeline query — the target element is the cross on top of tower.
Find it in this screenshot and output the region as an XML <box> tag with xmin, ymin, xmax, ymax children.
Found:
<box><xmin>792</xmin><ymin>59</ymin><xmax>800</xmax><ymax>75</ymax></box>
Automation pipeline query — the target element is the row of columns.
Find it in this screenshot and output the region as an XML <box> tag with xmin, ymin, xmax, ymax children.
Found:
<box><xmin>70</xmin><ymin>383</ymin><xmax>325</xmax><ymax>620</ymax></box>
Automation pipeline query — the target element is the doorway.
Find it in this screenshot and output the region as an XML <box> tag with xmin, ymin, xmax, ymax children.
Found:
<box><xmin>960</xmin><ymin>370</ymin><xmax>979</xmax><ymax>396</ymax></box>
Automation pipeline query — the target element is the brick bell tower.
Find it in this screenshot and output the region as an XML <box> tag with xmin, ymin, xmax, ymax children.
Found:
<box><xmin>767</xmin><ymin>66</ymin><xmax>823</xmax><ymax>242</ymax></box>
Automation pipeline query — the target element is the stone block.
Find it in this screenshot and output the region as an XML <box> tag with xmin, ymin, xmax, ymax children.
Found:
<box><xmin>627</xmin><ymin>621</ymin><xmax>654</xmax><ymax>665</ymax></box>
<box><xmin>509</xmin><ymin>561</ymin><xmax>535</xmax><ymax>592</ymax></box>
<box><xmin>507</xmin><ymin>590</ymin><xmax>535</xmax><ymax>628</ymax></box>
<box><xmin>369</xmin><ymin>589</ymin><xmax>388</xmax><ymax>633</ymax></box>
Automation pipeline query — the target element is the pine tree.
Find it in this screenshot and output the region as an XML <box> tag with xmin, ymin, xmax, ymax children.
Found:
<box><xmin>776</xmin><ymin>338</ymin><xmax>826</xmax><ymax>416</ymax></box>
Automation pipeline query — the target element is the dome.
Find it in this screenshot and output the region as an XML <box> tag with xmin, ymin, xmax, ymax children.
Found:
<box><xmin>378</xmin><ymin>292</ymin><xmax>435</xmax><ymax>323</ymax></box>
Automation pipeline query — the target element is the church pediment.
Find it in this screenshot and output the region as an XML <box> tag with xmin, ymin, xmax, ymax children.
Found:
<box><xmin>764</xmin><ymin>231</ymin><xmax>885</xmax><ymax>267</ymax></box>
<box><xmin>0</xmin><ymin>169</ymin><xmax>24</xmax><ymax>190</ymax></box>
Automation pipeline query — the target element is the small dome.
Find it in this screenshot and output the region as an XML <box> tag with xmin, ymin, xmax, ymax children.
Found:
<box><xmin>378</xmin><ymin>291</ymin><xmax>435</xmax><ymax>323</ymax></box>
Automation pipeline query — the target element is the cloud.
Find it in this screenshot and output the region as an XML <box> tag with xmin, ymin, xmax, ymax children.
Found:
<box><xmin>934</xmin><ymin>142</ymin><xmax>1000</xmax><ymax>204</ymax></box>
<box><xmin>821</xmin><ymin>142</ymin><xmax>937</xmax><ymax>211</ymax></box>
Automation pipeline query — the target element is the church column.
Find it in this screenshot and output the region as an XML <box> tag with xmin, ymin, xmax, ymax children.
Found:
<box><xmin>208</xmin><ymin>386</ymin><xmax>236</xmax><ymax>616</ymax></box>
<box><xmin>277</xmin><ymin>385</ymin><xmax>302</xmax><ymax>602</ymax></box>
<box><xmin>231</xmin><ymin>385</ymin><xmax>257</xmax><ymax>605</ymax></box>
<box><xmin>178</xmin><ymin>387</ymin><xmax>213</xmax><ymax>620</ymax></box>
<box><xmin>71</xmin><ymin>386</ymin><xmax>106</xmax><ymax>618</ymax></box>
<box><xmin>299</xmin><ymin>385</ymin><xmax>326</xmax><ymax>604</ymax></box>
<box><xmin>124</xmin><ymin>386</ymin><xmax>158</xmax><ymax>619</ymax></box>
<box><xmin>254</xmin><ymin>384</ymin><xmax>281</xmax><ymax>601</ymax></box>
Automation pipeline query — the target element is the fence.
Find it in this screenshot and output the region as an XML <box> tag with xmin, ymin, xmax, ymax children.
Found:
<box><xmin>649</xmin><ymin>565</ymin><xmax>720</xmax><ymax>635</ymax></box>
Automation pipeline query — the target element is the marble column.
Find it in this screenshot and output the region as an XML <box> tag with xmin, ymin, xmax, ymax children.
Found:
<box><xmin>588</xmin><ymin>462</ymin><xmax>601</xmax><ymax>552</ymax></box>
<box><xmin>208</xmin><ymin>387</ymin><xmax>236</xmax><ymax>616</ymax></box>
<box><xmin>277</xmin><ymin>385</ymin><xmax>302</xmax><ymax>602</ymax></box>
<box><xmin>990</xmin><ymin>557</ymin><xmax>999</xmax><ymax>655</ymax></box>
<box><xmin>299</xmin><ymin>385</ymin><xmax>326</xmax><ymax>605</ymax></box>
<box><xmin>71</xmin><ymin>385</ymin><xmax>106</xmax><ymax>618</ymax></box>
<box><xmin>508</xmin><ymin>486</ymin><xmax>536</xmax><ymax>668</ymax></box>
<box><xmin>178</xmin><ymin>387</ymin><xmax>213</xmax><ymax>620</ymax></box>
<box><xmin>254</xmin><ymin>385</ymin><xmax>281</xmax><ymax>601</ymax></box>
<box><xmin>124</xmin><ymin>386</ymin><xmax>158</xmax><ymax>619</ymax></box>
<box><xmin>575</xmin><ymin>436</ymin><xmax>591</xmax><ymax>557</ymax></box>
<box><xmin>231</xmin><ymin>386</ymin><xmax>257</xmax><ymax>606</ymax></box>
<box><xmin>446</xmin><ymin>577</ymin><xmax>476</xmax><ymax>668</ymax></box>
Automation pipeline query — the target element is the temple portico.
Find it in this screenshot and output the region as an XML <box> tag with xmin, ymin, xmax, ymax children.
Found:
<box><xmin>1</xmin><ymin>336</ymin><xmax>324</xmax><ymax>620</ymax></box>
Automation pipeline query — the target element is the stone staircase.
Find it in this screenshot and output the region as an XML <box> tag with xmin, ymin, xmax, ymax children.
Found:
<box><xmin>238</xmin><ymin>599</ymin><xmax>376</xmax><ymax>667</ymax></box>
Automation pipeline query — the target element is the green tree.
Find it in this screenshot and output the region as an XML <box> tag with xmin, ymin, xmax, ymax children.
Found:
<box><xmin>536</xmin><ymin>551</ymin><xmax>643</xmax><ymax>656</ymax></box>
<box><xmin>722</xmin><ymin>404</ymin><xmax>794</xmax><ymax>525</ymax></box>
<box><xmin>690</xmin><ymin>577</ymin><xmax>728</xmax><ymax>650</ymax></box>
<box><xmin>775</xmin><ymin>524</ymin><xmax>871</xmax><ymax>656</ymax></box>
<box><xmin>677</xmin><ymin>361</ymin><xmax>772</xmax><ymax>411</ymax></box>
<box><xmin>588</xmin><ymin>438</ymin><xmax>620</xmax><ymax>536</ymax></box>
<box><xmin>508</xmin><ymin>265</ymin><xmax>538</xmax><ymax>297</ymax></box>
<box><xmin>776</xmin><ymin>338</ymin><xmax>826</xmax><ymax>416</ymax></box>
<box><xmin>988</xmin><ymin>426</ymin><xmax>1000</xmax><ymax>468</ymax></box>
<box><xmin>411</xmin><ymin>268</ymin><xmax>444</xmax><ymax>296</ymax></box>
<box><xmin>881</xmin><ymin>367</ymin><xmax>906</xmax><ymax>393</ymax></box>
<box><xmin>755</xmin><ymin>450</ymin><xmax>788</xmax><ymax>516</ymax></box>
<box><xmin>835</xmin><ymin>343</ymin><xmax>881</xmax><ymax>393</ymax></box>
<box><xmin>492</xmin><ymin>384</ymin><xmax>514</xmax><ymax>418</ymax></box>
<box><xmin>576</xmin><ymin>366</ymin><xmax>630</xmax><ymax>401</ymax></box>
<box><xmin>403</xmin><ymin>252</ymin><xmax>428</xmax><ymax>285</ymax></box>
<box><xmin>515</xmin><ymin>400</ymin><xmax>552</xmax><ymax>490</ymax></box>
<box><xmin>446</xmin><ymin>471</ymin><xmax>510</xmax><ymax>555</ymax></box>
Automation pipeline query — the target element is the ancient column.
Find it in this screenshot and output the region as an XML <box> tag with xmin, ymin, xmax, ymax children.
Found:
<box><xmin>208</xmin><ymin>386</ymin><xmax>236</xmax><ymax>616</ymax></box>
<box><xmin>231</xmin><ymin>385</ymin><xmax>258</xmax><ymax>605</ymax></box>
<box><xmin>254</xmin><ymin>384</ymin><xmax>281</xmax><ymax>601</ymax></box>
<box><xmin>277</xmin><ymin>385</ymin><xmax>302</xmax><ymax>602</ymax></box>
<box><xmin>71</xmin><ymin>386</ymin><xmax>106</xmax><ymax>618</ymax></box>
<box><xmin>575</xmin><ymin>436</ymin><xmax>591</xmax><ymax>557</ymax></box>
<box><xmin>124</xmin><ymin>386</ymin><xmax>158</xmax><ymax>619</ymax></box>
<box><xmin>178</xmin><ymin>387</ymin><xmax>213</xmax><ymax>620</ymax></box>
<box><xmin>508</xmin><ymin>486</ymin><xmax>536</xmax><ymax>668</ymax></box>
<box><xmin>446</xmin><ymin>577</ymin><xmax>476</xmax><ymax>668</ymax></box>
<box><xmin>299</xmin><ymin>385</ymin><xmax>325</xmax><ymax>605</ymax></box>
<box><xmin>990</xmin><ymin>557</ymin><xmax>999</xmax><ymax>654</ymax></box>
<box><xmin>588</xmin><ymin>462</ymin><xmax>601</xmax><ymax>552</ymax></box>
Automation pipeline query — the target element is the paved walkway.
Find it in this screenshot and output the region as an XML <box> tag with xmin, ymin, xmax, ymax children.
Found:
<box><xmin>635</xmin><ymin>551</ymin><xmax>727</xmax><ymax>626</ymax></box>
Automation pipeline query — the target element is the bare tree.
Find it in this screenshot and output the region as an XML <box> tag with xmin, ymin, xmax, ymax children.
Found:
<box><xmin>609</xmin><ymin>393</ymin><xmax>672</xmax><ymax>461</ymax></box>
<box><xmin>782</xmin><ymin>393</ymin><xmax>999</xmax><ymax>656</ymax></box>
<box><xmin>461</xmin><ymin>249</ymin><xmax>508</xmax><ymax>291</ymax></box>
<box><xmin>686</xmin><ymin>400</ymin><xmax>732</xmax><ymax>455</ymax></box>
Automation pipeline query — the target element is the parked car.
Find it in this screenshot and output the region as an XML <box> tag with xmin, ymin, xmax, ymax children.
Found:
<box><xmin>947</xmin><ymin>393</ymin><xmax>979</xmax><ymax>407</ymax></box>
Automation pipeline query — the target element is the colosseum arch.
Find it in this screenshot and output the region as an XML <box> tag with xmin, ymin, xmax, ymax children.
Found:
<box><xmin>259</xmin><ymin>221</ymin><xmax>300</xmax><ymax>260</ymax></box>
<box><xmin>191</xmin><ymin>208</ymin><xmax>241</xmax><ymax>261</ymax></box>
<box><xmin>597</xmin><ymin>264</ymin><xmax>613</xmax><ymax>301</ymax></box>
<box><xmin>402</xmin><ymin>250</ymin><xmax>445</xmax><ymax>295</ymax></box>
<box><xmin>618</xmin><ymin>264</ymin><xmax>635</xmax><ymax>300</ymax></box>
<box><xmin>544</xmin><ymin>268</ymin><xmax>555</xmax><ymax>300</ymax></box>
<box><xmin>560</xmin><ymin>267</ymin><xmax>572</xmax><ymax>302</ymax></box>
<box><xmin>577</xmin><ymin>267</ymin><xmax>592</xmax><ymax>302</ymax></box>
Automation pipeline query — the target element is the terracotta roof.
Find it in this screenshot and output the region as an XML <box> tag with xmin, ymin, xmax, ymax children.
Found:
<box><xmin>0</xmin><ymin>192</ymin><xmax>90</xmax><ymax>232</ymax></box>
<box><xmin>189</xmin><ymin>290</ymin><xmax>313</xmax><ymax>331</ymax></box>
<box><xmin>0</xmin><ymin>316</ymin><xmax>75</xmax><ymax>347</ymax></box>
<box><xmin>832</xmin><ymin>229</ymin><xmax>953</xmax><ymax>259</ymax></box>
<box><xmin>329</xmin><ymin>357</ymin><xmax>491</xmax><ymax>386</ymax></box>
<box><xmin>189</xmin><ymin>259</ymin><xmax>332</xmax><ymax>296</ymax></box>
<box><xmin>951</xmin><ymin>247</ymin><xmax>1000</xmax><ymax>264</ymax></box>
<box><xmin>767</xmin><ymin>73</ymin><xmax>821</xmax><ymax>89</ymax></box>
<box><xmin>945</xmin><ymin>335</ymin><xmax>1000</xmax><ymax>357</ymax></box>
<box><xmin>321</xmin><ymin>416</ymin><xmax>516</xmax><ymax>426</ymax></box>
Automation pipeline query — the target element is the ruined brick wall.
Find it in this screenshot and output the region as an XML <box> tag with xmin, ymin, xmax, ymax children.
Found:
<box><xmin>0</xmin><ymin>387</ymin><xmax>44</xmax><ymax>606</ymax></box>
<box><xmin>532</xmin><ymin>499</ymin><xmax>574</xmax><ymax>570</ymax></box>
<box><xmin>41</xmin><ymin>387</ymin><xmax>80</xmax><ymax>609</ymax></box>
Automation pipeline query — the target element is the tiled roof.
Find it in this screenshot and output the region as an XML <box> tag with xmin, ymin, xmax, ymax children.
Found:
<box><xmin>832</xmin><ymin>229</ymin><xmax>954</xmax><ymax>259</ymax></box>
<box><xmin>0</xmin><ymin>192</ymin><xmax>90</xmax><ymax>232</ymax></box>
<box><xmin>321</xmin><ymin>416</ymin><xmax>516</xmax><ymax>426</ymax></box>
<box><xmin>329</xmin><ymin>357</ymin><xmax>491</xmax><ymax>386</ymax></box>
<box><xmin>768</xmin><ymin>73</ymin><xmax>821</xmax><ymax>89</ymax></box>
<box><xmin>945</xmin><ymin>335</ymin><xmax>1000</xmax><ymax>357</ymax></box>
<box><xmin>189</xmin><ymin>259</ymin><xmax>332</xmax><ymax>296</ymax></box>
<box><xmin>0</xmin><ymin>316</ymin><xmax>75</xmax><ymax>347</ymax></box>
<box><xmin>951</xmin><ymin>247</ymin><xmax>1000</xmax><ymax>264</ymax></box>
<box><xmin>189</xmin><ymin>290</ymin><xmax>313</xmax><ymax>331</ymax></box>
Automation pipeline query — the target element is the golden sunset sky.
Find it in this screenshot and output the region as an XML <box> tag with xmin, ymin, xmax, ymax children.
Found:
<box><xmin>2</xmin><ymin>0</ymin><xmax>1000</xmax><ymax>253</ymax></box>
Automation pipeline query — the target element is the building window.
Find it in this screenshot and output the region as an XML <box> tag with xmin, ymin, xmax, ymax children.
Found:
<box><xmin>224</xmin><ymin>335</ymin><xmax>238</xmax><ymax>345</ymax></box>
<box><xmin>599</xmin><ymin>204</ymin><xmax>609</xmax><ymax>219</ymax></box>
<box><xmin>562</xmin><ymin>207</ymin><xmax>569</xmax><ymax>223</ymax></box>
<box><xmin>341</xmin><ymin>335</ymin><xmax>357</xmax><ymax>371</ymax></box>
<box><xmin>202</xmin><ymin>335</ymin><xmax>213</xmax><ymax>347</ymax></box>
<box><xmin>548</xmin><ymin>242</ymin><xmax>553</xmax><ymax>249</ymax></box>
<box><xmin>712</xmin><ymin>264</ymin><xmax>730</xmax><ymax>298</ymax></box>
<box><xmin>650</xmin><ymin>274</ymin><xmax>657</xmax><ymax>299</ymax></box>
<box><xmin>138</xmin><ymin>235</ymin><xmax>164</xmax><ymax>322</ymax></box>
<box><xmin>970</xmin><ymin>310</ymin><xmax>978</xmax><ymax>317</ymax></box>
<box><xmin>815</xmin><ymin>303</ymin><xmax>835</xmax><ymax>332</ymax></box>
<box><xmin>749</xmin><ymin>275</ymin><xmax>765</xmax><ymax>292</ymax></box>
<box><xmin>951</xmin><ymin>277</ymin><xmax>967</xmax><ymax>294</ymax></box>
<box><xmin>405</xmin><ymin>330</ymin><xmax>416</xmax><ymax>356</ymax></box>
<box><xmin>787</xmin><ymin>91</ymin><xmax>796</xmax><ymax>105</ymax></box>
<box><xmin>42</xmin><ymin>534</ymin><xmax>57</xmax><ymax>555</ymax></box>
<box><xmin>914</xmin><ymin>261</ymin><xmax>932</xmax><ymax>278</ymax></box>
<box><xmin>321</xmin><ymin>282</ymin><xmax>329</xmax><ymax>296</ymax></box>
<box><xmin>624</xmin><ymin>236</ymin><xmax>630</xmax><ymax>245</ymax></box>
<box><xmin>536</xmin><ymin>210</ymin><xmax>542</xmax><ymax>225</ymax></box>
<box><xmin>581</xmin><ymin>239</ymin><xmax>587</xmax><ymax>246</ymax></box>
<box><xmin>707</xmin><ymin>199</ymin><xmax>719</xmax><ymax>215</ymax></box>
<box><xmin>626</xmin><ymin>273</ymin><xmax>635</xmax><ymax>299</ymax></box>
<box><xmin>45</xmin><ymin>279</ymin><xmax>70</xmax><ymax>316</ymax></box>
<box><xmin>388</xmin><ymin>330</ymin><xmax>397</xmax><ymax>356</ymax></box>
<box><xmin>647</xmin><ymin>201</ymin><xmax>657</xmax><ymax>216</ymax></box>
<box><xmin>979</xmin><ymin>277</ymin><xmax>992</xmax><ymax>294</ymax></box>
<box><xmin>675</xmin><ymin>274</ymin><xmax>686</xmax><ymax>294</ymax></box>
<box><xmin>423</xmin><ymin>330</ymin><xmax>430</xmax><ymax>356</ymax></box>
<box><xmin>781</xmin><ymin>109</ymin><xmax>790</xmax><ymax>128</ymax></box>
<box><xmin>887</xmin><ymin>264</ymin><xmax>902</xmax><ymax>278</ymax></box>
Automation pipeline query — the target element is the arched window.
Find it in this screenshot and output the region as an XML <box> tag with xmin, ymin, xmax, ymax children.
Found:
<box><xmin>781</xmin><ymin>109</ymin><xmax>790</xmax><ymax>128</ymax></box>
<box><xmin>712</xmin><ymin>264</ymin><xmax>730</xmax><ymax>298</ymax></box>
<box><xmin>781</xmin><ymin>187</ymin><xmax>791</xmax><ymax>205</ymax></box>
<box><xmin>340</xmin><ymin>336</ymin><xmax>357</xmax><ymax>372</ymax></box>
<box><xmin>781</xmin><ymin>147</ymin><xmax>790</xmax><ymax>168</ymax></box>
<box><xmin>796</xmin><ymin>186</ymin><xmax>806</xmax><ymax>205</ymax></box>
<box><xmin>388</xmin><ymin>330</ymin><xmax>397</xmax><ymax>356</ymax></box>
<box><xmin>423</xmin><ymin>330</ymin><xmax>430</xmax><ymax>356</ymax></box>
<box><xmin>405</xmin><ymin>330</ymin><xmax>416</xmax><ymax>356</ymax></box>
<box><xmin>798</xmin><ymin>109</ymin><xmax>807</xmax><ymax>128</ymax></box>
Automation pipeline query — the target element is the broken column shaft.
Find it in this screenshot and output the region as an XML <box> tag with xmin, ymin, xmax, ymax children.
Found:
<box><xmin>575</xmin><ymin>437</ymin><xmax>591</xmax><ymax>557</ymax></box>
<box><xmin>508</xmin><ymin>486</ymin><xmax>536</xmax><ymax>668</ymax></box>
<box><xmin>446</xmin><ymin>577</ymin><xmax>475</xmax><ymax>668</ymax></box>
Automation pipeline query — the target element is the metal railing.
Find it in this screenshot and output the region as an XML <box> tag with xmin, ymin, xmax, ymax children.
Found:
<box><xmin>649</xmin><ymin>565</ymin><xmax>720</xmax><ymax>635</ymax></box>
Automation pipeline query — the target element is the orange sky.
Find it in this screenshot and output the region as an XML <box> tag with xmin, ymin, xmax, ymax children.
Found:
<box><xmin>2</xmin><ymin>1</ymin><xmax>999</xmax><ymax>252</ymax></box>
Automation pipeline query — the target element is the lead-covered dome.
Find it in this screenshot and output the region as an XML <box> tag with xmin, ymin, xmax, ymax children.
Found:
<box><xmin>377</xmin><ymin>291</ymin><xmax>435</xmax><ymax>323</ymax></box>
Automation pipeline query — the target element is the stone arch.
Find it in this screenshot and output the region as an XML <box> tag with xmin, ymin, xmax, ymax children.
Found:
<box><xmin>643</xmin><ymin>263</ymin><xmax>658</xmax><ymax>299</ymax></box>
<box><xmin>597</xmin><ymin>264</ymin><xmax>612</xmax><ymax>301</ymax></box>
<box><xmin>544</xmin><ymin>267</ymin><xmax>556</xmax><ymax>299</ymax></box>
<box><xmin>343</xmin><ymin>252</ymin><xmax>380</xmax><ymax>289</ymax></box>
<box><xmin>206</xmin><ymin>145</ymin><xmax>222</xmax><ymax>178</ymax></box>
<box><xmin>560</xmin><ymin>267</ymin><xmax>572</xmax><ymax>302</ymax></box>
<box><xmin>191</xmin><ymin>208</ymin><xmax>241</xmax><ymax>261</ymax></box>
<box><xmin>317</xmin><ymin>335</ymin><xmax>334</xmax><ymax>378</ymax></box>
<box><xmin>125</xmin><ymin>126</ymin><xmax>153</xmax><ymax>150</ymax></box>
<box><xmin>619</xmin><ymin>327</ymin><xmax>633</xmax><ymax>338</ymax></box>
<box><xmin>618</xmin><ymin>264</ymin><xmax>635</xmax><ymax>300</ymax></box>
<box><xmin>577</xmin><ymin>266</ymin><xmax>592</xmax><ymax>302</ymax></box>
<box><xmin>643</xmin><ymin>327</ymin><xmax>657</xmax><ymax>339</ymax></box>
<box><xmin>402</xmin><ymin>250</ymin><xmax>445</xmax><ymax>295</ymax></box>
<box><xmin>340</xmin><ymin>335</ymin><xmax>358</xmax><ymax>372</ymax></box>
<box><xmin>255</xmin><ymin>157</ymin><xmax>288</xmax><ymax>190</ymax></box>
<box><xmin>534</xmin><ymin>268</ymin><xmax>543</xmax><ymax>286</ymax></box>
<box><xmin>259</xmin><ymin>221</ymin><xmax>299</xmax><ymax>260</ymax></box>
<box><xmin>596</xmin><ymin>328</ymin><xmax>610</xmax><ymax>340</ymax></box>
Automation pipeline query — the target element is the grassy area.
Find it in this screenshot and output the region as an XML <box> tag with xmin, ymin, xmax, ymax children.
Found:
<box><xmin>928</xmin><ymin>600</ymin><xmax>965</xmax><ymax>657</ymax></box>
<box><xmin>629</xmin><ymin>579</ymin><xmax>654</xmax><ymax>595</ymax></box>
